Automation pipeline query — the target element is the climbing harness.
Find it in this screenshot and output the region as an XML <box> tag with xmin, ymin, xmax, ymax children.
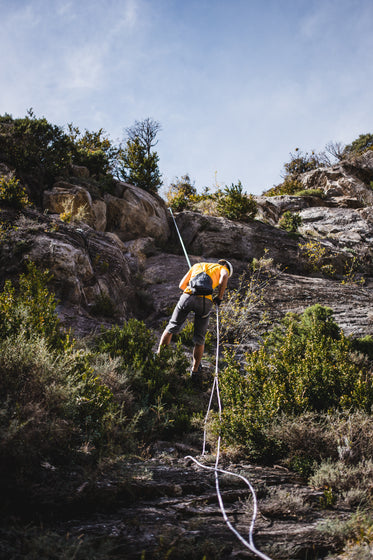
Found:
<box><xmin>168</xmin><ymin>208</ymin><xmax>273</xmax><ymax>560</ymax></box>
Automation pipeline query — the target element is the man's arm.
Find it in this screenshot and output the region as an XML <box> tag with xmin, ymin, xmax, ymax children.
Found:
<box><xmin>179</xmin><ymin>269</ymin><xmax>192</xmax><ymax>291</ymax></box>
<box><xmin>216</xmin><ymin>268</ymin><xmax>229</xmax><ymax>300</ymax></box>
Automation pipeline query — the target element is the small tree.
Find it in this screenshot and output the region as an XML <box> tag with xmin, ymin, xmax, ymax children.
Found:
<box><xmin>119</xmin><ymin>137</ymin><xmax>162</xmax><ymax>194</ymax></box>
<box><xmin>0</xmin><ymin>110</ymin><xmax>73</xmax><ymax>202</ymax></box>
<box><xmin>67</xmin><ymin>124</ymin><xmax>120</xmax><ymax>177</ymax></box>
<box><xmin>216</xmin><ymin>181</ymin><xmax>257</xmax><ymax>221</ymax></box>
<box><xmin>166</xmin><ymin>174</ymin><xmax>197</xmax><ymax>211</ymax></box>
<box><xmin>125</xmin><ymin>118</ymin><xmax>162</xmax><ymax>158</ymax></box>
<box><xmin>283</xmin><ymin>148</ymin><xmax>321</xmax><ymax>178</ymax></box>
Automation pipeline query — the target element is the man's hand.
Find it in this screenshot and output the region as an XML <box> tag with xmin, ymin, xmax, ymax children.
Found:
<box><xmin>213</xmin><ymin>296</ymin><xmax>222</xmax><ymax>306</ymax></box>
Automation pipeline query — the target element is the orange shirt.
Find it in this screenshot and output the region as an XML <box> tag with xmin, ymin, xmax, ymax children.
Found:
<box><xmin>181</xmin><ymin>262</ymin><xmax>226</xmax><ymax>301</ymax></box>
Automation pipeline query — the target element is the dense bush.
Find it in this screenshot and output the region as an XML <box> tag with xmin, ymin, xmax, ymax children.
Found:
<box><xmin>0</xmin><ymin>175</ymin><xmax>30</xmax><ymax>208</ymax></box>
<box><xmin>0</xmin><ymin>334</ymin><xmax>118</xmax><ymax>479</ymax></box>
<box><xmin>0</xmin><ymin>261</ymin><xmax>65</xmax><ymax>348</ymax></box>
<box><xmin>0</xmin><ymin>111</ymin><xmax>73</xmax><ymax>200</ymax></box>
<box><xmin>166</xmin><ymin>174</ymin><xmax>197</xmax><ymax>211</ymax></box>
<box><xmin>94</xmin><ymin>320</ymin><xmax>195</xmax><ymax>439</ymax></box>
<box><xmin>216</xmin><ymin>181</ymin><xmax>257</xmax><ymax>221</ymax></box>
<box><xmin>278</xmin><ymin>210</ymin><xmax>302</xmax><ymax>232</ymax></box>
<box><xmin>344</xmin><ymin>133</ymin><xmax>373</xmax><ymax>157</ymax></box>
<box><xmin>67</xmin><ymin>124</ymin><xmax>120</xmax><ymax>177</ymax></box>
<box><xmin>0</xmin><ymin>264</ymin><xmax>202</xmax><ymax>492</ymax></box>
<box><xmin>0</xmin><ymin>111</ymin><xmax>119</xmax><ymax>202</ymax></box>
<box><xmin>217</xmin><ymin>305</ymin><xmax>373</xmax><ymax>459</ymax></box>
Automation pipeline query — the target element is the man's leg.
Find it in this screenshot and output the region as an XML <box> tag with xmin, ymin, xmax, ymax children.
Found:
<box><xmin>157</xmin><ymin>330</ymin><xmax>172</xmax><ymax>353</ymax></box>
<box><xmin>191</xmin><ymin>297</ymin><xmax>213</xmax><ymax>374</ymax></box>
<box><xmin>157</xmin><ymin>293</ymin><xmax>191</xmax><ymax>355</ymax></box>
<box><xmin>191</xmin><ymin>343</ymin><xmax>204</xmax><ymax>372</ymax></box>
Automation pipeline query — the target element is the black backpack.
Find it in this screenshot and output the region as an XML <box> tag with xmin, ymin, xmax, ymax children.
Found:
<box><xmin>189</xmin><ymin>269</ymin><xmax>213</xmax><ymax>296</ymax></box>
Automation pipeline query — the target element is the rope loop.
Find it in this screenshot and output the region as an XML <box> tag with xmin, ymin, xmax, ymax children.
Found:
<box><xmin>167</xmin><ymin>211</ymin><xmax>272</xmax><ymax>560</ymax></box>
<box><xmin>191</xmin><ymin>306</ymin><xmax>273</xmax><ymax>560</ymax></box>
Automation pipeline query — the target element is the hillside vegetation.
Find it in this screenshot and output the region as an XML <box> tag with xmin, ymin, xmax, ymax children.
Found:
<box><xmin>2</xmin><ymin>112</ymin><xmax>373</xmax><ymax>558</ymax></box>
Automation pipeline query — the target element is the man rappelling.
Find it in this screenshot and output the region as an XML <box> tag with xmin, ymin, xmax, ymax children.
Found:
<box><xmin>157</xmin><ymin>259</ymin><xmax>233</xmax><ymax>383</ymax></box>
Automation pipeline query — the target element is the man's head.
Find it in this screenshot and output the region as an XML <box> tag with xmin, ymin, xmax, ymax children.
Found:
<box><xmin>218</xmin><ymin>259</ymin><xmax>233</xmax><ymax>277</ymax></box>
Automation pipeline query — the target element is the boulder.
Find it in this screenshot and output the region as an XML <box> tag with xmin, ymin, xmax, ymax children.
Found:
<box><xmin>24</xmin><ymin>223</ymin><xmax>137</xmax><ymax>330</ymax></box>
<box><xmin>92</xmin><ymin>199</ymin><xmax>107</xmax><ymax>231</ymax></box>
<box><xmin>104</xmin><ymin>182</ymin><xmax>170</xmax><ymax>242</ymax></box>
<box><xmin>43</xmin><ymin>182</ymin><xmax>95</xmax><ymax>225</ymax></box>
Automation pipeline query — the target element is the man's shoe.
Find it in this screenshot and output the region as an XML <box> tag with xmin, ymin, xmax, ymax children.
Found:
<box><xmin>190</xmin><ymin>364</ymin><xmax>203</xmax><ymax>387</ymax></box>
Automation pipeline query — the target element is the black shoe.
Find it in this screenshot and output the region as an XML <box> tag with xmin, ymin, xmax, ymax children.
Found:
<box><xmin>190</xmin><ymin>364</ymin><xmax>203</xmax><ymax>387</ymax></box>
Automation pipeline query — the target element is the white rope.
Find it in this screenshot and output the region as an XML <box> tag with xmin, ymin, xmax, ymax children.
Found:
<box><xmin>167</xmin><ymin>214</ymin><xmax>272</xmax><ymax>558</ymax></box>
<box><xmin>186</xmin><ymin>307</ymin><xmax>273</xmax><ymax>560</ymax></box>
<box><xmin>168</xmin><ymin>207</ymin><xmax>192</xmax><ymax>269</ymax></box>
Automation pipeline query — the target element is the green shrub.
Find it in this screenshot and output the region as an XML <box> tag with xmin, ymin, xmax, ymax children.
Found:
<box><xmin>294</xmin><ymin>188</ymin><xmax>325</xmax><ymax>198</ymax></box>
<box><xmin>0</xmin><ymin>176</ymin><xmax>30</xmax><ymax>208</ymax></box>
<box><xmin>94</xmin><ymin>321</ymin><xmax>195</xmax><ymax>440</ymax></box>
<box><xmin>166</xmin><ymin>174</ymin><xmax>197</xmax><ymax>211</ymax></box>
<box><xmin>216</xmin><ymin>181</ymin><xmax>257</xmax><ymax>221</ymax></box>
<box><xmin>0</xmin><ymin>111</ymin><xmax>73</xmax><ymax>201</ymax></box>
<box><xmin>0</xmin><ymin>111</ymin><xmax>119</xmax><ymax>202</ymax></box>
<box><xmin>265</xmin><ymin>178</ymin><xmax>303</xmax><ymax>196</ymax></box>
<box><xmin>0</xmin><ymin>261</ymin><xmax>65</xmax><ymax>349</ymax></box>
<box><xmin>283</xmin><ymin>149</ymin><xmax>320</xmax><ymax>177</ymax></box>
<box><xmin>0</xmin><ymin>334</ymin><xmax>118</xmax><ymax>481</ymax></box>
<box><xmin>278</xmin><ymin>210</ymin><xmax>303</xmax><ymax>232</ymax></box>
<box><xmin>344</xmin><ymin>133</ymin><xmax>373</xmax><ymax>157</ymax></box>
<box><xmin>217</xmin><ymin>306</ymin><xmax>373</xmax><ymax>458</ymax></box>
<box><xmin>67</xmin><ymin>124</ymin><xmax>120</xmax><ymax>177</ymax></box>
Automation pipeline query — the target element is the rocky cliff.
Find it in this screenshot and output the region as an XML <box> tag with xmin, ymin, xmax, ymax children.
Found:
<box><xmin>1</xmin><ymin>153</ymin><xmax>373</xmax><ymax>342</ymax></box>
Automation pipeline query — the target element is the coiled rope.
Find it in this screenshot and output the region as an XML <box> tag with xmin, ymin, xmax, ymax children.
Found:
<box><xmin>168</xmin><ymin>208</ymin><xmax>272</xmax><ymax>559</ymax></box>
<box><xmin>185</xmin><ymin>308</ymin><xmax>273</xmax><ymax>560</ymax></box>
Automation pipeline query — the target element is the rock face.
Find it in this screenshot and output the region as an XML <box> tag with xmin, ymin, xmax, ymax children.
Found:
<box><xmin>2</xmin><ymin>154</ymin><xmax>373</xmax><ymax>341</ymax></box>
<box><xmin>41</xmin><ymin>454</ymin><xmax>343</xmax><ymax>560</ymax></box>
<box><xmin>43</xmin><ymin>180</ymin><xmax>170</xmax><ymax>241</ymax></box>
<box><xmin>104</xmin><ymin>183</ymin><xmax>169</xmax><ymax>241</ymax></box>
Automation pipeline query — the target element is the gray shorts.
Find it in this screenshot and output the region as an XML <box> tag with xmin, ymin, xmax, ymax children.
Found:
<box><xmin>166</xmin><ymin>293</ymin><xmax>213</xmax><ymax>345</ymax></box>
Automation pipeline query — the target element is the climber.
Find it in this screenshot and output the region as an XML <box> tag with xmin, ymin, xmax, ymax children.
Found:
<box><xmin>157</xmin><ymin>259</ymin><xmax>233</xmax><ymax>382</ymax></box>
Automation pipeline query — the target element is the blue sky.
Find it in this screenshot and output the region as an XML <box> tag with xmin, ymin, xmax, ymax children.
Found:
<box><xmin>1</xmin><ymin>0</ymin><xmax>373</xmax><ymax>195</ymax></box>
